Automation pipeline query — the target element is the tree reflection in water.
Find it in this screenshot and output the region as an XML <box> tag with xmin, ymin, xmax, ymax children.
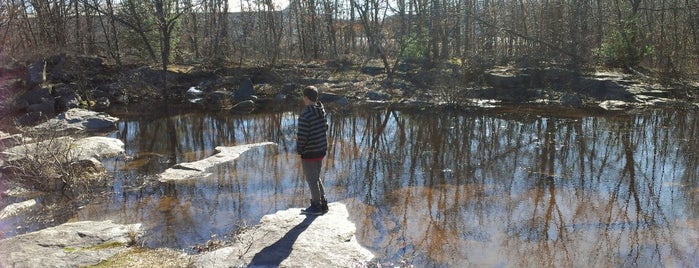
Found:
<box><xmin>69</xmin><ymin>106</ymin><xmax>699</xmax><ymax>267</ymax></box>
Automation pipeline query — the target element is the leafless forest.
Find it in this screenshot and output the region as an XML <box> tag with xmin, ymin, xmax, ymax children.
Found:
<box><xmin>1</xmin><ymin>0</ymin><xmax>698</xmax><ymax>78</ymax></box>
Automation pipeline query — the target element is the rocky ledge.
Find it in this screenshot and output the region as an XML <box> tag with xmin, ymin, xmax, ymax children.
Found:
<box><xmin>0</xmin><ymin>203</ymin><xmax>373</xmax><ymax>268</ymax></box>
<box><xmin>0</xmin><ymin>220</ymin><xmax>142</xmax><ymax>268</ymax></box>
<box><xmin>194</xmin><ymin>202</ymin><xmax>374</xmax><ymax>267</ymax></box>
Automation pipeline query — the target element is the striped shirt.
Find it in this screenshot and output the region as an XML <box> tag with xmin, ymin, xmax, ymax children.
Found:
<box><xmin>297</xmin><ymin>102</ymin><xmax>328</xmax><ymax>159</ymax></box>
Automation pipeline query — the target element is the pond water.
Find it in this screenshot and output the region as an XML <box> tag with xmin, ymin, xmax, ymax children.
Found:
<box><xmin>4</xmin><ymin>103</ymin><xmax>699</xmax><ymax>266</ymax></box>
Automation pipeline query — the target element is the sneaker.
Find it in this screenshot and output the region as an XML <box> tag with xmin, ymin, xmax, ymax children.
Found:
<box><xmin>301</xmin><ymin>200</ymin><xmax>326</xmax><ymax>215</ymax></box>
<box><xmin>301</xmin><ymin>205</ymin><xmax>324</xmax><ymax>215</ymax></box>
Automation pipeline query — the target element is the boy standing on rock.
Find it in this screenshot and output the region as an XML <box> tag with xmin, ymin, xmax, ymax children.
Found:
<box><xmin>297</xmin><ymin>86</ymin><xmax>329</xmax><ymax>215</ymax></box>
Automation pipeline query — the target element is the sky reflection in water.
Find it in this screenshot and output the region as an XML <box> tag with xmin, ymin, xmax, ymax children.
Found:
<box><xmin>76</xmin><ymin>106</ymin><xmax>699</xmax><ymax>266</ymax></box>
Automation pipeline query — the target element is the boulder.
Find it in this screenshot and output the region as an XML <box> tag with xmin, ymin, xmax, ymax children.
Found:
<box><xmin>77</xmin><ymin>55</ymin><xmax>104</xmax><ymax>69</ymax></box>
<box><xmin>320</xmin><ymin>92</ymin><xmax>345</xmax><ymax>103</ymax></box>
<box><xmin>335</xmin><ymin>96</ymin><xmax>350</xmax><ymax>106</ymax></box>
<box><xmin>32</xmin><ymin>108</ymin><xmax>118</xmax><ymax>134</ymax></box>
<box><xmin>159</xmin><ymin>142</ymin><xmax>276</xmax><ymax>182</ymax></box>
<box><xmin>68</xmin><ymin>136</ymin><xmax>125</xmax><ymax>160</ymax></box>
<box><xmin>27</xmin><ymin>99</ymin><xmax>55</xmax><ymax>115</ymax></box>
<box><xmin>26</xmin><ymin>60</ymin><xmax>46</xmax><ymax>87</ymax></box>
<box><xmin>15</xmin><ymin>111</ymin><xmax>45</xmax><ymax>126</ymax></box>
<box><xmin>93</xmin><ymin>97</ymin><xmax>110</xmax><ymax>111</ymax></box>
<box><xmin>18</xmin><ymin>86</ymin><xmax>51</xmax><ymax>106</ymax></box>
<box><xmin>560</xmin><ymin>93</ymin><xmax>583</xmax><ymax>108</ymax></box>
<box><xmin>204</xmin><ymin>91</ymin><xmax>235</xmax><ymax>110</ymax></box>
<box><xmin>57</xmin><ymin>93</ymin><xmax>81</xmax><ymax>110</ymax></box>
<box><xmin>2</xmin><ymin>136</ymin><xmax>124</xmax><ymax>163</ymax></box>
<box><xmin>0</xmin><ymin>220</ymin><xmax>141</xmax><ymax>268</ymax></box>
<box><xmin>599</xmin><ymin>100</ymin><xmax>638</xmax><ymax>110</ymax></box>
<box><xmin>95</xmin><ymin>83</ymin><xmax>128</xmax><ymax>104</ymax></box>
<box><xmin>485</xmin><ymin>68</ymin><xmax>529</xmax><ymax>89</ymax></box>
<box><xmin>231</xmin><ymin>100</ymin><xmax>256</xmax><ymax>113</ymax></box>
<box><xmin>1</xmin><ymin>136</ymin><xmax>75</xmax><ymax>162</ymax></box>
<box><xmin>235</xmin><ymin>78</ymin><xmax>256</xmax><ymax>101</ymax></box>
<box><xmin>367</xmin><ymin>91</ymin><xmax>389</xmax><ymax>101</ymax></box>
<box><xmin>0</xmin><ymin>199</ymin><xmax>37</xmax><ymax>219</ymax></box>
<box><xmin>0</xmin><ymin>131</ymin><xmax>23</xmax><ymax>148</ymax></box>
<box><xmin>53</xmin><ymin>83</ymin><xmax>82</xmax><ymax>110</ymax></box>
<box><xmin>194</xmin><ymin>203</ymin><xmax>374</xmax><ymax>267</ymax></box>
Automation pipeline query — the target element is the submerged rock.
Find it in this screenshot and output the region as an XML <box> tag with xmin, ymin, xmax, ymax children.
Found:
<box><xmin>0</xmin><ymin>220</ymin><xmax>141</xmax><ymax>268</ymax></box>
<box><xmin>159</xmin><ymin>142</ymin><xmax>276</xmax><ymax>182</ymax></box>
<box><xmin>194</xmin><ymin>202</ymin><xmax>374</xmax><ymax>267</ymax></box>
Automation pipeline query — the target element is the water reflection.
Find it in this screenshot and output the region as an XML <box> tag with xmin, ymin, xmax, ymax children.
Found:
<box><xmin>69</xmin><ymin>106</ymin><xmax>699</xmax><ymax>266</ymax></box>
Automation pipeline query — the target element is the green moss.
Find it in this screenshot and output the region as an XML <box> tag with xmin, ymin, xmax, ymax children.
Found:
<box><xmin>63</xmin><ymin>241</ymin><xmax>125</xmax><ymax>254</ymax></box>
<box><xmin>86</xmin><ymin>247</ymin><xmax>192</xmax><ymax>268</ymax></box>
<box><xmin>85</xmin><ymin>241</ymin><xmax>125</xmax><ymax>250</ymax></box>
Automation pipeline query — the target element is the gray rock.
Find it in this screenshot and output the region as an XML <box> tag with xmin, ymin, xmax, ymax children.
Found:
<box><xmin>367</xmin><ymin>91</ymin><xmax>389</xmax><ymax>101</ymax></box>
<box><xmin>93</xmin><ymin>97</ymin><xmax>110</xmax><ymax>111</ymax></box>
<box><xmin>335</xmin><ymin>96</ymin><xmax>350</xmax><ymax>106</ymax></box>
<box><xmin>159</xmin><ymin>142</ymin><xmax>276</xmax><ymax>182</ymax></box>
<box><xmin>320</xmin><ymin>92</ymin><xmax>345</xmax><ymax>103</ymax></box>
<box><xmin>27</xmin><ymin>99</ymin><xmax>55</xmax><ymax>115</ymax></box>
<box><xmin>205</xmin><ymin>91</ymin><xmax>235</xmax><ymax>110</ymax></box>
<box><xmin>599</xmin><ymin>100</ymin><xmax>637</xmax><ymax>110</ymax></box>
<box><xmin>26</xmin><ymin>60</ymin><xmax>46</xmax><ymax>87</ymax></box>
<box><xmin>486</xmin><ymin>68</ymin><xmax>529</xmax><ymax>89</ymax></box>
<box><xmin>2</xmin><ymin>186</ymin><xmax>32</xmax><ymax>197</ymax></box>
<box><xmin>0</xmin><ymin>131</ymin><xmax>23</xmax><ymax>148</ymax></box>
<box><xmin>232</xmin><ymin>100</ymin><xmax>256</xmax><ymax>113</ymax></box>
<box><xmin>95</xmin><ymin>83</ymin><xmax>127</xmax><ymax>104</ymax></box>
<box><xmin>53</xmin><ymin>83</ymin><xmax>82</xmax><ymax>110</ymax></box>
<box><xmin>16</xmin><ymin>111</ymin><xmax>44</xmax><ymax>126</ymax></box>
<box><xmin>45</xmin><ymin>54</ymin><xmax>67</xmax><ymax>82</ymax></box>
<box><xmin>32</xmin><ymin>108</ymin><xmax>118</xmax><ymax>133</ymax></box>
<box><xmin>0</xmin><ymin>220</ymin><xmax>141</xmax><ymax>268</ymax></box>
<box><xmin>2</xmin><ymin>136</ymin><xmax>124</xmax><ymax>163</ymax></box>
<box><xmin>57</xmin><ymin>92</ymin><xmax>81</xmax><ymax>110</ymax></box>
<box><xmin>1</xmin><ymin>136</ymin><xmax>75</xmax><ymax>162</ymax></box>
<box><xmin>194</xmin><ymin>202</ymin><xmax>374</xmax><ymax>268</ymax></box>
<box><xmin>12</xmin><ymin>98</ymin><xmax>29</xmax><ymax>112</ymax></box>
<box><xmin>78</xmin><ymin>55</ymin><xmax>104</xmax><ymax>68</ymax></box>
<box><xmin>0</xmin><ymin>199</ymin><xmax>37</xmax><ymax>219</ymax></box>
<box><xmin>68</xmin><ymin>136</ymin><xmax>125</xmax><ymax>160</ymax></box>
<box><xmin>19</xmin><ymin>86</ymin><xmax>51</xmax><ymax>106</ymax></box>
<box><xmin>560</xmin><ymin>94</ymin><xmax>583</xmax><ymax>108</ymax></box>
<box><xmin>235</xmin><ymin>78</ymin><xmax>256</xmax><ymax>101</ymax></box>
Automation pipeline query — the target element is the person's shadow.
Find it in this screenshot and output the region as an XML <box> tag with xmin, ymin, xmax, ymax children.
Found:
<box><xmin>248</xmin><ymin>214</ymin><xmax>318</xmax><ymax>267</ymax></box>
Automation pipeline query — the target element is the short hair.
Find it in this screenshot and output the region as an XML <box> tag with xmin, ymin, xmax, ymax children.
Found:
<box><xmin>303</xmin><ymin>86</ymin><xmax>319</xmax><ymax>102</ymax></box>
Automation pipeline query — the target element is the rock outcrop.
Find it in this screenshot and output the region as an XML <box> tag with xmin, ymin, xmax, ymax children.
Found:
<box><xmin>2</xmin><ymin>136</ymin><xmax>124</xmax><ymax>163</ymax></box>
<box><xmin>0</xmin><ymin>220</ymin><xmax>141</xmax><ymax>268</ymax></box>
<box><xmin>194</xmin><ymin>202</ymin><xmax>374</xmax><ymax>267</ymax></box>
<box><xmin>159</xmin><ymin>142</ymin><xmax>276</xmax><ymax>182</ymax></box>
<box><xmin>0</xmin><ymin>199</ymin><xmax>37</xmax><ymax>220</ymax></box>
<box><xmin>32</xmin><ymin>108</ymin><xmax>119</xmax><ymax>134</ymax></box>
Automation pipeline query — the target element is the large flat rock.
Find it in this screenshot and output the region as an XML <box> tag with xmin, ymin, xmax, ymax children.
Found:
<box><xmin>194</xmin><ymin>202</ymin><xmax>374</xmax><ymax>267</ymax></box>
<box><xmin>32</xmin><ymin>108</ymin><xmax>119</xmax><ymax>134</ymax></box>
<box><xmin>159</xmin><ymin>142</ymin><xmax>275</xmax><ymax>182</ymax></box>
<box><xmin>0</xmin><ymin>220</ymin><xmax>141</xmax><ymax>268</ymax></box>
<box><xmin>1</xmin><ymin>136</ymin><xmax>124</xmax><ymax>162</ymax></box>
